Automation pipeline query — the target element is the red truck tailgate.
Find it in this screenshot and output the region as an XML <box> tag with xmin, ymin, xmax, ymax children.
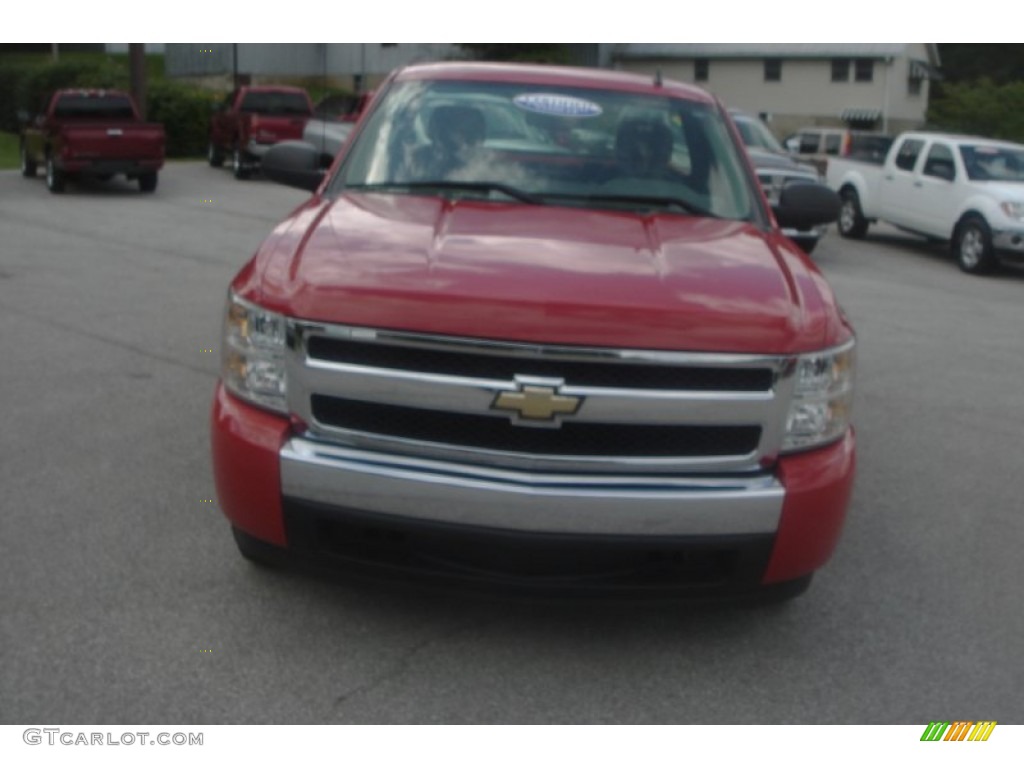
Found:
<box><xmin>60</xmin><ymin>123</ymin><xmax>165</xmax><ymax>160</ymax></box>
<box><xmin>247</xmin><ymin>114</ymin><xmax>308</xmax><ymax>143</ymax></box>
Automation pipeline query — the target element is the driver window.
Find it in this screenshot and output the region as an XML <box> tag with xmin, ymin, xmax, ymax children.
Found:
<box><xmin>923</xmin><ymin>143</ymin><xmax>956</xmax><ymax>181</ymax></box>
<box><xmin>894</xmin><ymin>139</ymin><xmax>924</xmax><ymax>172</ymax></box>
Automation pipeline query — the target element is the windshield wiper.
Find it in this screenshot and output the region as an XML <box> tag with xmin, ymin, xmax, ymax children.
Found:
<box><xmin>346</xmin><ymin>181</ymin><xmax>546</xmax><ymax>206</ymax></box>
<box><xmin>574</xmin><ymin>194</ymin><xmax>717</xmax><ymax>218</ymax></box>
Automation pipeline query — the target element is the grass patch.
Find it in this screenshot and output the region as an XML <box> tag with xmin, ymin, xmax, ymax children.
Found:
<box><xmin>0</xmin><ymin>132</ymin><xmax>20</xmax><ymax>170</ymax></box>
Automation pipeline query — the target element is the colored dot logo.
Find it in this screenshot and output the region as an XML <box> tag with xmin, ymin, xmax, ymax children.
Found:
<box><xmin>201</xmin><ymin>348</ymin><xmax>213</xmax><ymax>353</ymax></box>
<box><xmin>200</xmin><ymin>48</ymin><xmax>214</xmax><ymax>54</ymax></box>
<box><xmin>201</xmin><ymin>199</ymin><xmax>214</xmax><ymax>203</ymax></box>
<box><xmin>201</xmin><ymin>499</ymin><xmax>215</xmax><ymax>503</ymax></box>
<box><xmin>200</xmin><ymin>649</ymin><xmax>214</xmax><ymax>653</ymax></box>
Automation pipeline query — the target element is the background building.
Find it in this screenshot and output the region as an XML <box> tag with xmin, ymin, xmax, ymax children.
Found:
<box><xmin>611</xmin><ymin>44</ymin><xmax>941</xmax><ymax>137</ymax></box>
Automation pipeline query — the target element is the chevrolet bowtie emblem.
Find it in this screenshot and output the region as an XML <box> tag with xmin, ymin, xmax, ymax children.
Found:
<box><xmin>492</xmin><ymin>380</ymin><xmax>583</xmax><ymax>426</ymax></box>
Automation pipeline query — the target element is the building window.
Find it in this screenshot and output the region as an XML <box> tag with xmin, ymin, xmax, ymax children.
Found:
<box><xmin>694</xmin><ymin>58</ymin><xmax>709</xmax><ymax>82</ymax></box>
<box><xmin>831</xmin><ymin>59</ymin><xmax>850</xmax><ymax>82</ymax></box>
<box><xmin>908</xmin><ymin>76</ymin><xmax>922</xmax><ymax>96</ymax></box>
<box><xmin>764</xmin><ymin>59</ymin><xmax>782</xmax><ymax>82</ymax></box>
<box><xmin>855</xmin><ymin>58</ymin><xmax>874</xmax><ymax>83</ymax></box>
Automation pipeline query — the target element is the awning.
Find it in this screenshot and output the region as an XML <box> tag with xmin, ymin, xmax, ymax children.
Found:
<box><xmin>840</xmin><ymin>108</ymin><xmax>882</xmax><ymax>122</ymax></box>
<box><xmin>909</xmin><ymin>59</ymin><xmax>942</xmax><ymax>81</ymax></box>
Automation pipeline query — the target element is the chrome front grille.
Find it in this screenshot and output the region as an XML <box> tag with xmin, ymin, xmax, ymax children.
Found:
<box><xmin>285</xmin><ymin>323</ymin><xmax>797</xmax><ymax>474</ymax></box>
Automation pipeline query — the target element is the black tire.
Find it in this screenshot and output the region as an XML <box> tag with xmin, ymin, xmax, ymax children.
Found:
<box><xmin>232</xmin><ymin>144</ymin><xmax>250</xmax><ymax>180</ymax></box>
<box><xmin>953</xmin><ymin>216</ymin><xmax>997</xmax><ymax>275</ymax></box>
<box><xmin>45</xmin><ymin>153</ymin><xmax>65</xmax><ymax>194</ymax></box>
<box><xmin>207</xmin><ymin>140</ymin><xmax>225</xmax><ymax>168</ymax></box>
<box><xmin>138</xmin><ymin>172</ymin><xmax>158</xmax><ymax>193</ymax></box>
<box><xmin>837</xmin><ymin>188</ymin><xmax>868</xmax><ymax>239</ymax></box>
<box><xmin>20</xmin><ymin>143</ymin><xmax>37</xmax><ymax>178</ymax></box>
<box><xmin>756</xmin><ymin>574</ymin><xmax>814</xmax><ymax>606</ymax></box>
<box><xmin>792</xmin><ymin>236</ymin><xmax>818</xmax><ymax>255</ymax></box>
<box><xmin>231</xmin><ymin>527</ymin><xmax>283</xmax><ymax>568</ymax></box>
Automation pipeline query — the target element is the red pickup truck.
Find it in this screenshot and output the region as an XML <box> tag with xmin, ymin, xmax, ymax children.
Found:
<box><xmin>212</xmin><ymin>63</ymin><xmax>855</xmax><ymax>601</ymax></box>
<box><xmin>20</xmin><ymin>89</ymin><xmax>165</xmax><ymax>193</ymax></box>
<box><xmin>207</xmin><ymin>85</ymin><xmax>313</xmax><ymax>179</ymax></box>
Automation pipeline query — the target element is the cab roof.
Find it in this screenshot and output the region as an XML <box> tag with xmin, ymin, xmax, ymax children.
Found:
<box><xmin>393</xmin><ymin>61</ymin><xmax>718</xmax><ymax>105</ymax></box>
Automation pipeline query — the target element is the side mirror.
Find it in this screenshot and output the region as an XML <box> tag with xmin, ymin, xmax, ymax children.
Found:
<box><xmin>785</xmin><ymin>137</ymin><xmax>800</xmax><ymax>154</ymax></box>
<box><xmin>262</xmin><ymin>141</ymin><xmax>326</xmax><ymax>192</ymax></box>
<box><xmin>774</xmin><ymin>182</ymin><xmax>841</xmax><ymax>230</ymax></box>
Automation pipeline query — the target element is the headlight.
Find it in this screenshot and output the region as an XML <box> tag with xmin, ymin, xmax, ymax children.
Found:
<box><xmin>1000</xmin><ymin>201</ymin><xmax>1024</xmax><ymax>220</ymax></box>
<box><xmin>222</xmin><ymin>292</ymin><xmax>288</xmax><ymax>414</ymax></box>
<box><xmin>782</xmin><ymin>340</ymin><xmax>855</xmax><ymax>452</ymax></box>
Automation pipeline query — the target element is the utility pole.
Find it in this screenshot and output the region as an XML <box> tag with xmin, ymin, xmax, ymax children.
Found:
<box><xmin>129</xmin><ymin>44</ymin><xmax>147</xmax><ymax>120</ymax></box>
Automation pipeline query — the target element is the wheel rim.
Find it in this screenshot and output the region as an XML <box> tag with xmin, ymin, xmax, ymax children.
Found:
<box><xmin>960</xmin><ymin>227</ymin><xmax>983</xmax><ymax>269</ymax></box>
<box><xmin>839</xmin><ymin>199</ymin><xmax>856</xmax><ymax>233</ymax></box>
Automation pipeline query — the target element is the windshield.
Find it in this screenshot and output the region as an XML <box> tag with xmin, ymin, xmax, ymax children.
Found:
<box><xmin>54</xmin><ymin>95</ymin><xmax>135</xmax><ymax>120</ymax></box>
<box><xmin>959</xmin><ymin>144</ymin><xmax>1024</xmax><ymax>182</ymax></box>
<box><xmin>734</xmin><ymin>116</ymin><xmax>786</xmax><ymax>154</ymax></box>
<box><xmin>333</xmin><ymin>79</ymin><xmax>756</xmax><ymax>220</ymax></box>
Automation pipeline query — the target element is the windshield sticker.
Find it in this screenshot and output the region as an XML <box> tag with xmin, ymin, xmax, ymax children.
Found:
<box><xmin>513</xmin><ymin>93</ymin><xmax>602</xmax><ymax>118</ymax></box>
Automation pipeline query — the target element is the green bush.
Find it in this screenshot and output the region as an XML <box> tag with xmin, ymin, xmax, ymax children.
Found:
<box><xmin>0</xmin><ymin>58</ymin><xmax>128</xmax><ymax>132</ymax></box>
<box><xmin>927</xmin><ymin>79</ymin><xmax>1024</xmax><ymax>143</ymax></box>
<box><xmin>0</xmin><ymin>57</ymin><xmax>215</xmax><ymax>158</ymax></box>
<box><xmin>146</xmin><ymin>81</ymin><xmax>213</xmax><ymax>158</ymax></box>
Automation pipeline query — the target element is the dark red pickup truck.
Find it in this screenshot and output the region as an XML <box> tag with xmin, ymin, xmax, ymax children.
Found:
<box><xmin>207</xmin><ymin>85</ymin><xmax>313</xmax><ymax>179</ymax></box>
<box><xmin>20</xmin><ymin>89</ymin><xmax>165</xmax><ymax>193</ymax></box>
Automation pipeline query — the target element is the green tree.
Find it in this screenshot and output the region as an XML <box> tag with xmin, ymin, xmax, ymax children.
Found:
<box><xmin>459</xmin><ymin>44</ymin><xmax>570</xmax><ymax>64</ymax></box>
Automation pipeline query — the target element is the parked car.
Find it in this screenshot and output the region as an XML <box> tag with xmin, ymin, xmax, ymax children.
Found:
<box><xmin>19</xmin><ymin>89</ymin><xmax>165</xmax><ymax>193</ymax></box>
<box><xmin>213</xmin><ymin>62</ymin><xmax>851</xmax><ymax>602</ymax></box>
<box><xmin>303</xmin><ymin>92</ymin><xmax>373</xmax><ymax>166</ymax></box>
<box><xmin>730</xmin><ymin>110</ymin><xmax>828</xmax><ymax>254</ymax></box>
<box><xmin>827</xmin><ymin>131</ymin><xmax>1024</xmax><ymax>274</ymax></box>
<box><xmin>207</xmin><ymin>85</ymin><xmax>313</xmax><ymax>179</ymax></box>
<box><xmin>784</xmin><ymin>127</ymin><xmax>893</xmax><ymax>175</ymax></box>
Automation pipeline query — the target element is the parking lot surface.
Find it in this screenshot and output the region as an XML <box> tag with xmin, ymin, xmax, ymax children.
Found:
<box><xmin>1</xmin><ymin>163</ymin><xmax>1022</xmax><ymax>724</ymax></box>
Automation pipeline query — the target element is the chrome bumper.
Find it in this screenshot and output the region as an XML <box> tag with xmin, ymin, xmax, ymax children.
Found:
<box><xmin>782</xmin><ymin>224</ymin><xmax>828</xmax><ymax>241</ymax></box>
<box><xmin>992</xmin><ymin>228</ymin><xmax>1024</xmax><ymax>253</ymax></box>
<box><xmin>245</xmin><ymin>140</ymin><xmax>274</xmax><ymax>158</ymax></box>
<box><xmin>280</xmin><ymin>437</ymin><xmax>784</xmax><ymax>537</ymax></box>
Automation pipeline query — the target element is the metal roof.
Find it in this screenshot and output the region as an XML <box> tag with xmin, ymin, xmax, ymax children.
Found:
<box><xmin>613</xmin><ymin>44</ymin><xmax>939</xmax><ymax>63</ymax></box>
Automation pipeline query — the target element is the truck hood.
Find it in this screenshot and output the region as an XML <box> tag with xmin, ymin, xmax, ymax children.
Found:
<box><xmin>247</xmin><ymin>192</ymin><xmax>844</xmax><ymax>354</ymax></box>
<box><xmin>972</xmin><ymin>181</ymin><xmax>1024</xmax><ymax>202</ymax></box>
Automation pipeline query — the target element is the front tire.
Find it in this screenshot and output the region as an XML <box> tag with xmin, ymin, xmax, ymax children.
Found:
<box><xmin>138</xmin><ymin>172</ymin><xmax>158</xmax><ymax>193</ymax></box>
<box><xmin>232</xmin><ymin>144</ymin><xmax>250</xmax><ymax>180</ymax></box>
<box><xmin>792</xmin><ymin>236</ymin><xmax>818</xmax><ymax>256</ymax></box>
<box><xmin>45</xmin><ymin>154</ymin><xmax>65</xmax><ymax>194</ymax></box>
<box><xmin>953</xmin><ymin>216</ymin><xmax>997</xmax><ymax>275</ymax></box>
<box><xmin>837</xmin><ymin>188</ymin><xmax>868</xmax><ymax>239</ymax></box>
<box><xmin>21</xmin><ymin>144</ymin><xmax>37</xmax><ymax>177</ymax></box>
<box><xmin>207</xmin><ymin>140</ymin><xmax>225</xmax><ymax>168</ymax></box>
<box><xmin>231</xmin><ymin>527</ymin><xmax>283</xmax><ymax>568</ymax></box>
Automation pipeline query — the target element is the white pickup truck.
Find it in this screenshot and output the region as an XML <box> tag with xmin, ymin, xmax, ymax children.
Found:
<box><xmin>827</xmin><ymin>131</ymin><xmax>1024</xmax><ymax>274</ymax></box>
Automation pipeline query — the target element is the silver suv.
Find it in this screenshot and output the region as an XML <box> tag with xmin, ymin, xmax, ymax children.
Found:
<box><xmin>729</xmin><ymin>110</ymin><xmax>826</xmax><ymax>255</ymax></box>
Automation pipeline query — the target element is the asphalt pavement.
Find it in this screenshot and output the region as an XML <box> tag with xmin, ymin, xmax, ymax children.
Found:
<box><xmin>1</xmin><ymin>162</ymin><xmax>1022</xmax><ymax>724</ymax></box>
